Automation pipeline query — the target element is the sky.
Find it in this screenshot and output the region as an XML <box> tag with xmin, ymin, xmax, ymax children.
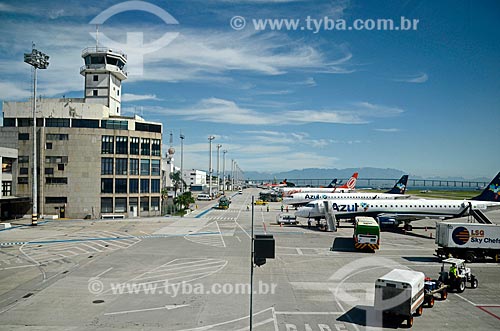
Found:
<box><xmin>0</xmin><ymin>0</ymin><xmax>499</xmax><ymax>179</ymax></box>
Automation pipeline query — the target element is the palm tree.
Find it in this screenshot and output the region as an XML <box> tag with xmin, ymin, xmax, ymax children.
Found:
<box><xmin>169</xmin><ymin>171</ymin><xmax>187</xmax><ymax>211</ymax></box>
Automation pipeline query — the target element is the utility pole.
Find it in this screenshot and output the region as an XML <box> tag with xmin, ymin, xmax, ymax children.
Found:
<box><xmin>222</xmin><ymin>150</ymin><xmax>227</xmax><ymax>195</ymax></box>
<box><xmin>208</xmin><ymin>136</ymin><xmax>215</xmax><ymax>198</ymax></box>
<box><xmin>216</xmin><ymin>144</ymin><xmax>222</xmax><ymax>194</ymax></box>
<box><xmin>180</xmin><ymin>131</ymin><xmax>184</xmax><ymax>193</ymax></box>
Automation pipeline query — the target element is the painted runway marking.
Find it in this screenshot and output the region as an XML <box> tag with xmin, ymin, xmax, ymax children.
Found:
<box><xmin>184</xmin><ymin>221</ymin><xmax>226</xmax><ymax>248</ymax></box>
<box><xmin>104</xmin><ymin>304</ymin><xmax>190</xmax><ymax>316</ymax></box>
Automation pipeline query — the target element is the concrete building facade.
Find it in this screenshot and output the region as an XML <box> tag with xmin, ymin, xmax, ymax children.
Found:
<box><xmin>0</xmin><ymin>47</ymin><xmax>162</xmax><ymax>219</ymax></box>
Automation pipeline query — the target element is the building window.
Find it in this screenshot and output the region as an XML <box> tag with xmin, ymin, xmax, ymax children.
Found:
<box><xmin>46</xmin><ymin>197</ymin><xmax>67</xmax><ymax>204</ymax></box>
<box><xmin>101</xmin><ymin>158</ymin><xmax>113</xmax><ymax>175</ymax></box>
<box><xmin>151</xmin><ymin>197</ymin><xmax>160</xmax><ymax>211</ymax></box>
<box><xmin>115</xmin><ymin>197</ymin><xmax>127</xmax><ymax>213</ymax></box>
<box><xmin>101</xmin><ymin>136</ymin><xmax>114</xmax><ymax>154</ymax></box>
<box><xmin>140</xmin><ymin>196</ymin><xmax>149</xmax><ymax>211</ymax></box>
<box><xmin>18</xmin><ymin>177</ymin><xmax>29</xmax><ymax>184</ymax></box>
<box><xmin>93</xmin><ymin>90</ymin><xmax>98</xmax><ymax>96</ymax></box>
<box><xmin>151</xmin><ymin>160</ymin><xmax>160</xmax><ymax>176</ymax></box>
<box><xmin>2</xmin><ymin>160</ymin><xmax>13</xmax><ymax>173</ymax></box>
<box><xmin>2</xmin><ymin>181</ymin><xmax>12</xmax><ymax>196</ymax></box>
<box><xmin>116</xmin><ymin>136</ymin><xmax>128</xmax><ymax>154</ymax></box>
<box><xmin>18</xmin><ymin>133</ymin><xmax>29</xmax><ymax>140</ymax></box>
<box><xmin>45</xmin><ymin>168</ymin><xmax>54</xmax><ymax>175</ymax></box>
<box><xmin>115</xmin><ymin>179</ymin><xmax>127</xmax><ymax>193</ymax></box>
<box><xmin>46</xmin><ymin>177</ymin><xmax>68</xmax><ymax>184</ymax></box>
<box><xmin>46</xmin><ymin>134</ymin><xmax>68</xmax><ymax>140</ymax></box>
<box><xmin>130</xmin><ymin>137</ymin><xmax>139</xmax><ymax>155</ymax></box>
<box><xmin>136</xmin><ymin>122</ymin><xmax>161</xmax><ymax>133</ymax></box>
<box><xmin>140</xmin><ymin>138</ymin><xmax>150</xmax><ymax>155</ymax></box>
<box><xmin>140</xmin><ymin>159</ymin><xmax>150</xmax><ymax>175</ymax></box>
<box><xmin>18</xmin><ymin>156</ymin><xmax>29</xmax><ymax>163</ymax></box>
<box><xmin>117</xmin><ymin>89</ymin><xmax>120</xmax><ymax>96</ymax></box>
<box><xmin>93</xmin><ymin>75</ymin><xmax>98</xmax><ymax>81</ymax></box>
<box><xmin>19</xmin><ymin>167</ymin><xmax>29</xmax><ymax>175</ymax></box>
<box><xmin>46</xmin><ymin>142</ymin><xmax>53</xmax><ymax>149</ymax></box>
<box><xmin>129</xmin><ymin>158</ymin><xmax>139</xmax><ymax>175</ymax></box>
<box><xmin>140</xmin><ymin>179</ymin><xmax>149</xmax><ymax>193</ymax></box>
<box><xmin>129</xmin><ymin>179</ymin><xmax>139</xmax><ymax>193</ymax></box>
<box><xmin>46</xmin><ymin>118</ymin><xmax>70</xmax><ymax>127</ymax></box>
<box><xmin>115</xmin><ymin>158</ymin><xmax>127</xmax><ymax>175</ymax></box>
<box><xmin>58</xmin><ymin>164</ymin><xmax>65</xmax><ymax>171</ymax></box>
<box><xmin>17</xmin><ymin>118</ymin><xmax>33</xmax><ymax>127</ymax></box>
<box><xmin>45</xmin><ymin>156</ymin><xmax>68</xmax><ymax>164</ymax></box>
<box><xmin>152</xmin><ymin>139</ymin><xmax>161</xmax><ymax>156</ymax></box>
<box><xmin>151</xmin><ymin>179</ymin><xmax>160</xmax><ymax>193</ymax></box>
<box><xmin>101</xmin><ymin>120</ymin><xmax>127</xmax><ymax>130</ymax></box>
<box><xmin>101</xmin><ymin>178</ymin><xmax>113</xmax><ymax>193</ymax></box>
<box><xmin>72</xmin><ymin>119</ymin><xmax>99</xmax><ymax>128</ymax></box>
<box><xmin>3</xmin><ymin>118</ymin><xmax>15</xmax><ymax>127</ymax></box>
<box><xmin>101</xmin><ymin>198</ymin><xmax>113</xmax><ymax>213</ymax></box>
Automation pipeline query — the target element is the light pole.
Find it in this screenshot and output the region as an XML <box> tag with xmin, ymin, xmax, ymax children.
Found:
<box><xmin>216</xmin><ymin>144</ymin><xmax>222</xmax><ymax>194</ymax></box>
<box><xmin>180</xmin><ymin>131</ymin><xmax>185</xmax><ymax>193</ymax></box>
<box><xmin>24</xmin><ymin>44</ymin><xmax>49</xmax><ymax>226</ymax></box>
<box><xmin>231</xmin><ymin>159</ymin><xmax>234</xmax><ymax>191</ymax></box>
<box><xmin>208</xmin><ymin>136</ymin><xmax>215</xmax><ymax>198</ymax></box>
<box><xmin>222</xmin><ymin>150</ymin><xmax>227</xmax><ymax>195</ymax></box>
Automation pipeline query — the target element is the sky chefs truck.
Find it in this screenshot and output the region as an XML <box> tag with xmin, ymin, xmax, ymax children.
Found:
<box><xmin>353</xmin><ymin>217</ymin><xmax>380</xmax><ymax>250</ymax></box>
<box><xmin>375</xmin><ymin>269</ymin><xmax>425</xmax><ymax>328</ymax></box>
<box><xmin>435</xmin><ymin>223</ymin><xmax>500</xmax><ymax>262</ymax></box>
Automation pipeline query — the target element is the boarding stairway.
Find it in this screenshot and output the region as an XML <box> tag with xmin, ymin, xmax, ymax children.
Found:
<box><xmin>470</xmin><ymin>208</ymin><xmax>493</xmax><ymax>224</ymax></box>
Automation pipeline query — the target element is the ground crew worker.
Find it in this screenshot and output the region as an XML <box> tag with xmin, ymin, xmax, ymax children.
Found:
<box><xmin>449</xmin><ymin>264</ymin><xmax>458</xmax><ymax>279</ymax></box>
<box><xmin>281</xmin><ymin>205</ymin><xmax>284</xmax><ymax>212</ymax></box>
<box><xmin>246</xmin><ymin>205</ymin><xmax>249</xmax><ymax>211</ymax></box>
<box><xmin>267</xmin><ymin>205</ymin><xmax>269</xmax><ymax>212</ymax></box>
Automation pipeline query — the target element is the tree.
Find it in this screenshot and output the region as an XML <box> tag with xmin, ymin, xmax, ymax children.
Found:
<box><xmin>169</xmin><ymin>171</ymin><xmax>187</xmax><ymax>198</ymax></box>
<box><xmin>174</xmin><ymin>191</ymin><xmax>195</xmax><ymax>212</ymax></box>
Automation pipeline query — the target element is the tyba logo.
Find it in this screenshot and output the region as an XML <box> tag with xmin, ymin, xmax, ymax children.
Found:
<box><xmin>452</xmin><ymin>226</ymin><xmax>470</xmax><ymax>245</ymax></box>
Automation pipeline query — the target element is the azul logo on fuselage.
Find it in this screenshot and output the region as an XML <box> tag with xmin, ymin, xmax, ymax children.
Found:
<box><xmin>331</xmin><ymin>202</ymin><xmax>358</xmax><ymax>212</ymax></box>
<box><xmin>305</xmin><ymin>194</ymin><xmax>328</xmax><ymax>200</ymax></box>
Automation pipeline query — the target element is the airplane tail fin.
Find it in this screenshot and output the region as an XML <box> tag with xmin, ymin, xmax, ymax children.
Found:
<box><xmin>385</xmin><ymin>175</ymin><xmax>409</xmax><ymax>194</ymax></box>
<box><xmin>326</xmin><ymin>179</ymin><xmax>338</xmax><ymax>188</ymax></box>
<box><xmin>339</xmin><ymin>172</ymin><xmax>358</xmax><ymax>189</ymax></box>
<box><xmin>471</xmin><ymin>172</ymin><xmax>500</xmax><ymax>201</ymax></box>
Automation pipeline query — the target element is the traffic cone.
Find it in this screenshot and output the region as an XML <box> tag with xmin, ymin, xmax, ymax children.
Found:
<box><xmin>430</xmin><ymin>232</ymin><xmax>433</xmax><ymax>239</ymax></box>
<box><xmin>425</xmin><ymin>227</ymin><xmax>427</xmax><ymax>231</ymax></box>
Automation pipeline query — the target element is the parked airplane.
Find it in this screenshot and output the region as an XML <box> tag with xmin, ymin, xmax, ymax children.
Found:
<box><xmin>281</xmin><ymin>172</ymin><xmax>358</xmax><ymax>197</ymax></box>
<box><xmin>283</xmin><ymin>175</ymin><xmax>409</xmax><ymax>207</ymax></box>
<box><xmin>295</xmin><ymin>173</ymin><xmax>500</xmax><ymax>231</ymax></box>
<box><xmin>261</xmin><ymin>179</ymin><xmax>293</xmax><ymax>189</ymax></box>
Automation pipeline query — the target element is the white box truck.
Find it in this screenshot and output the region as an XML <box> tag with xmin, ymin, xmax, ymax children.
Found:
<box><xmin>374</xmin><ymin>269</ymin><xmax>425</xmax><ymax>328</ymax></box>
<box><xmin>435</xmin><ymin>222</ymin><xmax>500</xmax><ymax>262</ymax></box>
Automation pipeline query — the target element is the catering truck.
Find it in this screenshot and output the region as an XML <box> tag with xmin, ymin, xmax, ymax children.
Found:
<box><xmin>353</xmin><ymin>217</ymin><xmax>380</xmax><ymax>251</ymax></box>
<box><xmin>375</xmin><ymin>269</ymin><xmax>426</xmax><ymax>328</ymax></box>
<box><xmin>435</xmin><ymin>222</ymin><xmax>500</xmax><ymax>262</ymax></box>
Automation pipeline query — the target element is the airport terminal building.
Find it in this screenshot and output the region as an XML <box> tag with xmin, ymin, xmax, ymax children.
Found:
<box><xmin>0</xmin><ymin>47</ymin><xmax>163</xmax><ymax>219</ymax></box>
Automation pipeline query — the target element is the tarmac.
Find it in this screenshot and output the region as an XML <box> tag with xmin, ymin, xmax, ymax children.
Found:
<box><xmin>0</xmin><ymin>188</ymin><xmax>499</xmax><ymax>330</ymax></box>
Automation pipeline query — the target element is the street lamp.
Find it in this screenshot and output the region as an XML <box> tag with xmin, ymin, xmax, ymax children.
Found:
<box><xmin>222</xmin><ymin>150</ymin><xmax>227</xmax><ymax>195</ymax></box>
<box><xmin>179</xmin><ymin>131</ymin><xmax>185</xmax><ymax>193</ymax></box>
<box><xmin>216</xmin><ymin>144</ymin><xmax>222</xmax><ymax>194</ymax></box>
<box><xmin>208</xmin><ymin>136</ymin><xmax>215</xmax><ymax>198</ymax></box>
<box><xmin>24</xmin><ymin>44</ymin><xmax>49</xmax><ymax>226</ymax></box>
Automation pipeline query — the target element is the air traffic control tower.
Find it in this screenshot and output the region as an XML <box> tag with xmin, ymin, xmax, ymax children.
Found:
<box><xmin>80</xmin><ymin>47</ymin><xmax>127</xmax><ymax>116</ymax></box>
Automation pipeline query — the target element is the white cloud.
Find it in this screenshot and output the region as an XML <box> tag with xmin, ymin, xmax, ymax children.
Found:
<box><xmin>374</xmin><ymin>128</ymin><xmax>401</xmax><ymax>132</ymax></box>
<box><xmin>122</xmin><ymin>93</ymin><xmax>160</xmax><ymax>102</ymax></box>
<box><xmin>394</xmin><ymin>73</ymin><xmax>428</xmax><ymax>83</ymax></box>
<box><xmin>148</xmin><ymin>98</ymin><xmax>404</xmax><ymax>125</ymax></box>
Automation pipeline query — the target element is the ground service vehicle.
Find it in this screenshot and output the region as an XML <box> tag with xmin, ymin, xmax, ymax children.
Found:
<box><xmin>197</xmin><ymin>194</ymin><xmax>211</xmax><ymax>201</ymax></box>
<box><xmin>353</xmin><ymin>217</ymin><xmax>380</xmax><ymax>251</ymax></box>
<box><xmin>438</xmin><ymin>258</ymin><xmax>478</xmax><ymax>293</ymax></box>
<box><xmin>217</xmin><ymin>196</ymin><xmax>230</xmax><ymax>209</ymax></box>
<box><xmin>435</xmin><ymin>222</ymin><xmax>500</xmax><ymax>262</ymax></box>
<box><xmin>423</xmin><ymin>277</ymin><xmax>448</xmax><ymax>307</ymax></box>
<box><xmin>276</xmin><ymin>213</ymin><xmax>298</xmax><ymax>225</ymax></box>
<box><xmin>254</xmin><ymin>199</ymin><xmax>268</xmax><ymax>205</ymax></box>
<box><xmin>375</xmin><ymin>269</ymin><xmax>425</xmax><ymax>328</ymax></box>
